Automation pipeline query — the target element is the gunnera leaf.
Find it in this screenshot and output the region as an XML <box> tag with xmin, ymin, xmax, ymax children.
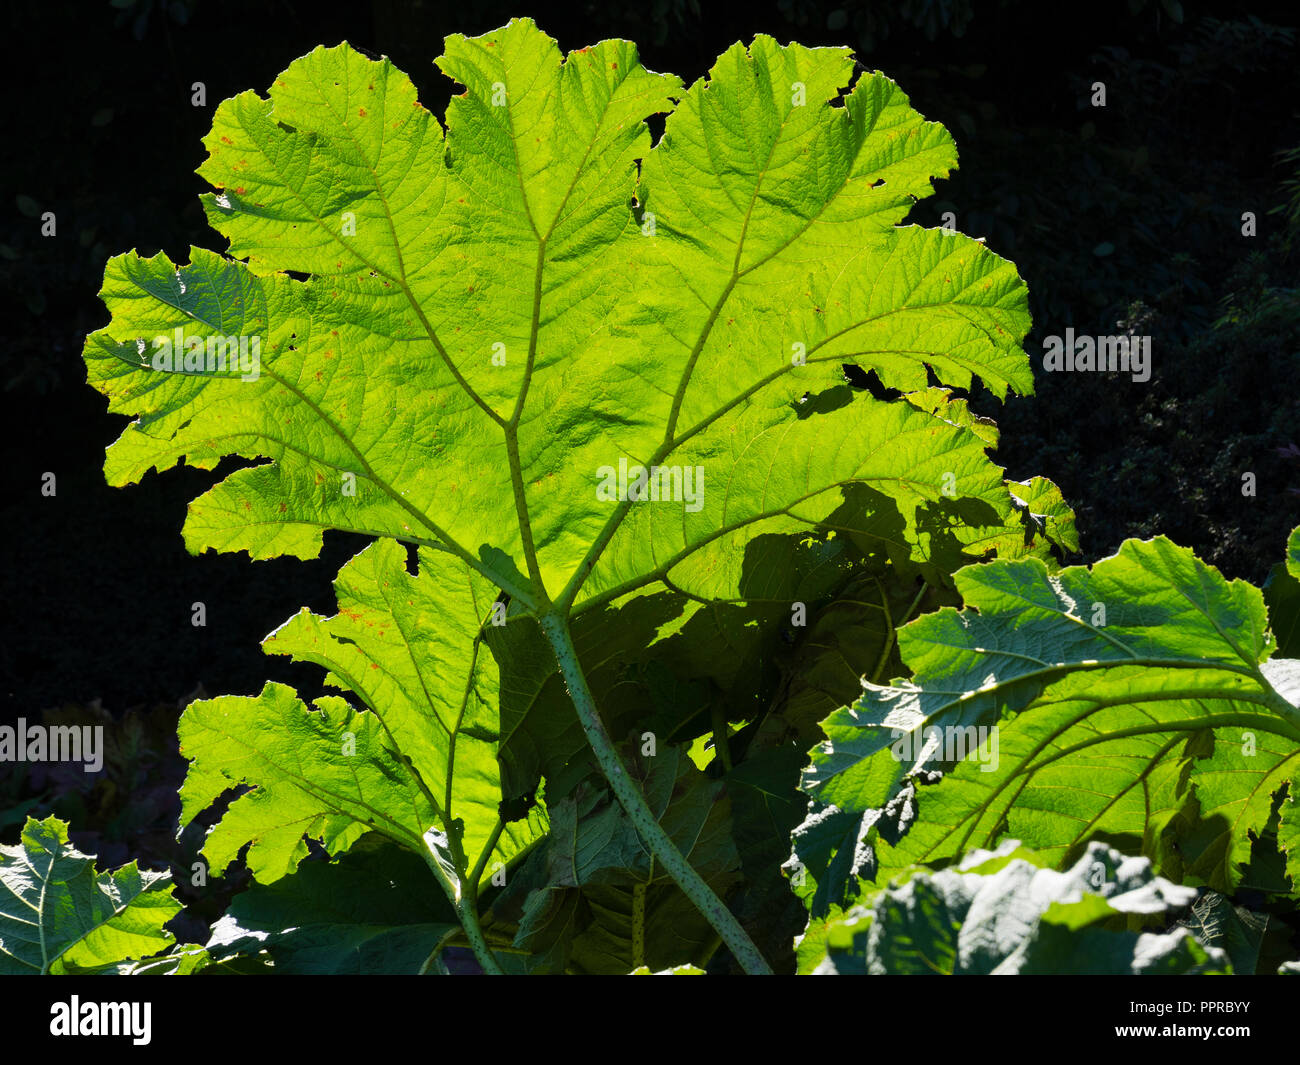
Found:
<box><xmin>801</xmin><ymin>839</ymin><xmax>1230</xmax><ymax>975</ymax></box>
<box><xmin>177</xmin><ymin>539</ymin><xmax>547</xmax><ymax>893</ymax></box>
<box><xmin>1177</xmin><ymin>889</ymin><xmax>1283</xmax><ymax>976</ymax></box>
<box><xmin>490</xmin><ymin>746</ymin><xmax>741</xmax><ymax>974</ymax></box>
<box><xmin>83</xmin><ymin>18</ymin><xmax>1054</xmax><ymax>623</ymax></box>
<box><xmin>800</xmin><ymin>533</ymin><xmax>1300</xmax><ymax>902</ymax></box>
<box><xmin>0</xmin><ymin>816</ymin><xmax>182</xmax><ymax>975</ymax></box>
<box><xmin>204</xmin><ymin>835</ymin><xmax>459</xmax><ymax>974</ymax></box>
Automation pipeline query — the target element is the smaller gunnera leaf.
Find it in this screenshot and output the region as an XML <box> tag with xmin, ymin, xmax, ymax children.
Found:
<box><xmin>801</xmin><ymin>839</ymin><xmax>1229</xmax><ymax>975</ymax></box>
<box><xmin>178</xmin><ymin>540</ymin><xmax>546</xmax><ymax>890</ymax></box>
<box><xmin>798</xmin><ymin>534</ymin><xmax>1300</xmax><ymax>904</ymax></box>
<box><xmin>0</xmin><ymin>816</ymin><xmax>181</xmax><ymax>975</ymax></box>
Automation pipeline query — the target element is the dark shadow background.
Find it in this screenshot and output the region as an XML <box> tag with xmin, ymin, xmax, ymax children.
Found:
<box><xmin>1</xmin><ymin>0</ymin><xmax>1298</xmax><ymax>872</ymax></box>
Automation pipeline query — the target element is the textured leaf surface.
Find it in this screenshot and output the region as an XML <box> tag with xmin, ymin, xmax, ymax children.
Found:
<box><xmin>801</xmin><ymin>535</ymin><xmax>1300</xmax><ymax>899</ymax></box>
<box><xmin>0</xmin><ymin>816</ymin><xmax>181</xmax><ymax>975</ymax></box>
<box><xmin>178</xmin><ymin>540</ymin><xmax>546</xmax><ymax>888</ymax></box>
<box><xmin>1177</xmin><ymin>890</ymin><xmax>1278</xmax><ymax>976</ymax></box>
<box><xmin>804</xmin><ymin>840</ymin><xmax>1229</xmax><ymax>975</ymax></box>
<box><xmin>83</xmin><ymin>19</ymin><xmax>1041</xmax><ymax>623</ymax></box>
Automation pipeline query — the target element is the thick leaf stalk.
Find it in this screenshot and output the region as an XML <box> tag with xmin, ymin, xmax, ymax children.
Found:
<box><xmin>454</xmin><ymin>897</ymin><xmax>504</xmax><ymax>975</ymax></box>
<box><xmin>538</xmin><ymin>612</ymin><xmax>773</xmax><ymax>975</ymax></box>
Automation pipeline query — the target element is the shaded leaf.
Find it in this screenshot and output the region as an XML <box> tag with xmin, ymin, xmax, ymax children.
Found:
<box><xmin>499</xmin><ymin>747</ymin><xmax>741</xmax><ymax>973</ymax></box>
<box><xmin>805</xmin><ymin>839</ymin><xmax>1229</xmax><ymax>974</ymax></box>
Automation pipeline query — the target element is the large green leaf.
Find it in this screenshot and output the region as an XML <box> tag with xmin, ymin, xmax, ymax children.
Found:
<box><xmin>801</xmin><ymin>839</ymin><xmax>1230</xmax><ymax>975</ymax></box>
<box><xmin>0</xmin><ymin>816</ymin><xmax>181</xmax><ymax>975</ymax></box>
<box><xmin>178</xmin><ymin>539</ymin><xmax>546</xmax><ymax>891</ymax></box>
<box><xmin>83</xmin><ymin>20</ymin><xmax>1041</xmax><ymax>623</ymax></box>
<box><xmin>801</xmin><ymin>535</ymin><xmax>1300</xmax><ymax>898</ymax></box>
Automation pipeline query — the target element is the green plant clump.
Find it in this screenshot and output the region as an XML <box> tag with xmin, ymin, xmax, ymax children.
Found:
<box><xmin>56</xmin><ymin>19</ymin><xmax>1300</xmax><ymax>975</ymax></box>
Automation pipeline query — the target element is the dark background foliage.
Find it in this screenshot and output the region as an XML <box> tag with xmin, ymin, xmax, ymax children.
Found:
<box><xmin>2</xmin><ymin>0</ymin><xmax>1298</xmax><ymax>896</ymax></box>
